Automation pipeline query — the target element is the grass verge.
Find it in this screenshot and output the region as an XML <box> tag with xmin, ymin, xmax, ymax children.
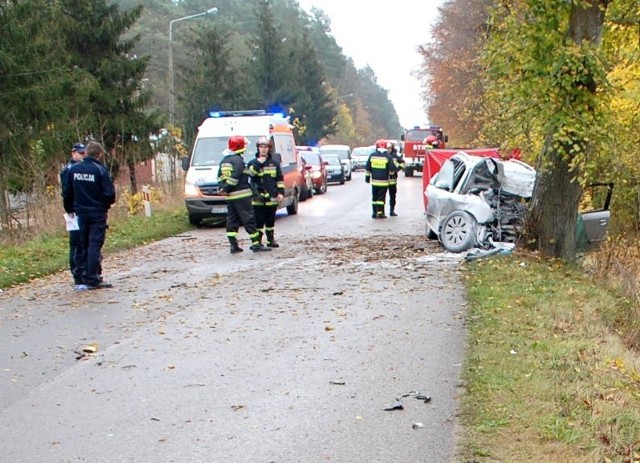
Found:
<box><xmin>459</xmin><ymin>252</ymin><xmax>640</xmax><ymax>463</ymax></box>
<box><xmin>0</xmin><ymin>209</ymin><xmax>191</xmax><ymax>289</ymax></box>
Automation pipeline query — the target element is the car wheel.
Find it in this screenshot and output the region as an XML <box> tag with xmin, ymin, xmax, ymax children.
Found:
<box><xmin>440</xmin><ymin>210</ymin><xmax>477</xmax><ymax>252</ymax></box>
<box><xmin>286</xmin><ymin>190</ymin><xmax>299</xmax><ymax>215</ymax></box>
<box><xmin>321</xmin><ymin>178</ymin><xmax>327</xmax><ymax>193</ymax></box>
<box><xmin>188</xmin><ymin>215</ymin><xmax>202</xmax><ymax>227</ymax></box>
<box><xmin>404</xmin><ymin>167</ymin><xmax>413</xmax><ymax>177</ymax></box>
<box><xmin>347</xmin><ymin>172</ymin><xmax>352</xmax><ymax>181</ymax></box>
<box><xmin>300</xmin><ymin>185</ymin><xmax>308</xmax><ymax>202</ymax></box>
<box><xmin>307</xmin><ymin>185</ymin><xmax>313</xmax><ymax>199</ymax></box>
<box><xmin>339</xmin><ymin>175</ymin><xmax>345</xmax><ymax>185</ymax></box>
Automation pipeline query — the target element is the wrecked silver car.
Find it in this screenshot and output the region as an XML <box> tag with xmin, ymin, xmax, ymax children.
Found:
<box><xmin>424</xmin><ymin>152</ymin><xmax>612</xmax><ymax>253</ymax></box>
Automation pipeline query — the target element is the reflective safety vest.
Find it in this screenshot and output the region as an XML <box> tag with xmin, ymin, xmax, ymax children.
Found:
<box><xmin>365</xmin><ymin>151</ymin><xmax>397</xmax><ymax>187</ymax></box>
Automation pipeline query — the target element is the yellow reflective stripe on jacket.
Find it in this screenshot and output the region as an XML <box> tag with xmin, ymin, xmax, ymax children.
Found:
<box><xmin>252</xmin><ymin>200</ymin><xmax>279</xmax><ymax>206</ymax></box>
<box><xmin>218</xmin><ymin>163</ymin><xmax>234</xmax><ymax>183</ymax></box>
<box><xmin>262</xmin><ymin>166</ymin><xmax>277</xmax><ymax>174</ymax></box>
<box><xmin>226</xmin><ymin>188</ymin><xmax>252</xmax><ymax>200</ymax></box>
<box><xmin>371</xmin><ymin>179</ymin><xmax>390</xmax><ymax>187</ymax></box>
<box><xmin>247</xmin><ymin>165</ymin><xmax>262</xmax><ymax>177</ymax></box>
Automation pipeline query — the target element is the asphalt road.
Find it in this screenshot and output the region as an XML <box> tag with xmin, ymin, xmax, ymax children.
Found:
<box><xmin>0</xmin><ymin>171</ymin><xmax>468</xmax><ymax>463</ymax></box>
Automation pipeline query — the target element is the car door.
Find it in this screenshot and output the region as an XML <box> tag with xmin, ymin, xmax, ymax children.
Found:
<box><xmin>579</xmin><ymin>183</ymin><xmax>614</xmax><ymax>249</ymax></box>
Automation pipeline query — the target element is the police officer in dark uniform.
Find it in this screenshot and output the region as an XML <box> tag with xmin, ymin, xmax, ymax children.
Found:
<box><xmin>386</xmin><ymin>140</ymin><xmax>405</xmax><ymax>216</ymax></box>
<box><xmin>218</xmin><ymin>135</ymin><xmax>270</xmax><ymax>253</ymax></box>
<box><xmin>60</xmin><ymin>143</ymin><xmax>86</xmax><ymax>285</ymax></box>
<box><xmin>62</xmin><ymin>141</ymin><xmax>116</xmax><ymax>291</ymax></box>
<box><xmin>247</xmin><ymin>137</ymin><xmax>285</xmax><ymax>247</ymax></box>
<box><xmin>365</xmin><ymin>139</ymin><xmax>397</xmax><ymax>219</ymax></box>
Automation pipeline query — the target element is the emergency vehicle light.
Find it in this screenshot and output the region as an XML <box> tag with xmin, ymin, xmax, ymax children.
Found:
<box><xmin>207</xmin><ymin>110</ymin><xmax>267</xmax><ymax>118</ymax></box>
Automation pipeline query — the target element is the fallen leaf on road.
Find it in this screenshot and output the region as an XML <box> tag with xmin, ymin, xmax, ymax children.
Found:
<box><xmin>82</xmin><ymin>343</ymin><xmax>98</xmax><ymax>353</ymax></box>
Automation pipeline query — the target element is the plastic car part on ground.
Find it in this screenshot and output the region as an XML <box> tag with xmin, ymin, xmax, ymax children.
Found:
<box><xmin>383</xmin><ymin>390</ymin><xmax>432</xmax><ymax>411</ymax></box>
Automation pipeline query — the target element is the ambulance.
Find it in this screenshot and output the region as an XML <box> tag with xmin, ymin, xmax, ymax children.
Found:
<box><xmin>181</xmin><ymin>110</ymin><xmax>305</xmax><ymax>226</ymax></box>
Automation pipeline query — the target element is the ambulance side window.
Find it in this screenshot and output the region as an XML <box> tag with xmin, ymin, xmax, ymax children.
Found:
<box><xmin>273</xmin><ymin>134</ymin><xmax>296</xmax><ymax>167</ymax></box>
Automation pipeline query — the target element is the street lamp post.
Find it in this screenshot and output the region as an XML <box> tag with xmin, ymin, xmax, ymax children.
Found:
<box><xmin>169</xmin><ymin>7</ymin><xmax>218</xmax><ymax>126</ymax></box>
<box><xmin>337</xmin><ymin>93</ymin><xmax>354</xmax><ymax>101</ymax></box>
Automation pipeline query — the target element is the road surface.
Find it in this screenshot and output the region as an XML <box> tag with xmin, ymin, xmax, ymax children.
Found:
<box><xmin>0</xmin><ymin>171</ymin><xmax>467</xmax><ymax>463</ymax></box>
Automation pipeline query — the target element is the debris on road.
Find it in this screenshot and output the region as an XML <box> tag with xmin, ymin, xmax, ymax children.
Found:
<box><xmin>74</xmin><ymin>343</ymin><xmax>99</xmax><ymax>360</ymax></box>
<box><xmin>384</xmin><ymin>390</ymin><xmax>432</xmax><ymax>410</ymax></box>
<box><xmin>383</xmin><ymin>400</ymin><xmax>404</xmax><ymax>411</ymax></box>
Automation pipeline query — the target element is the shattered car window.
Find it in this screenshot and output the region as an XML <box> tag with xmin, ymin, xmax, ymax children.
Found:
<box><xmin>432</xmin><ymin>157</ymin><xmax>466</xmax><ymax>191</ymax></box>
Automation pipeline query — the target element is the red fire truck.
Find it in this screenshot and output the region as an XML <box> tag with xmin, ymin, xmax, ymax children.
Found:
<box><xmin>400</xmin><ymin>125</ymin><xmax>447</xmax><ymax>177</ymax></box>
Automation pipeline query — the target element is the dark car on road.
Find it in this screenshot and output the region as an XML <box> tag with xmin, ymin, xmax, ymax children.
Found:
<box><xmin>323</xmin><ymin>154</ymin><xmax>345</xmax><ymax>185</ymax></box>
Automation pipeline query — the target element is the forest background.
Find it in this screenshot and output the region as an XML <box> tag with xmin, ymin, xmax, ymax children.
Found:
<box><xmin>0</xmin><ymin>0</ymin><xmax>402</xmax><ymax>232</ymax></box>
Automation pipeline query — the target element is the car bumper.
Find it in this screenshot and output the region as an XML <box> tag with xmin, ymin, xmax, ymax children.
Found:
<box><xmin>327</xmin><ymin>172</ymin><xmax>344</xmax><ymax>183</ymax></box>
<box><xmin>185</xmin><ymin>196</ymin><xmax>228</xmax><ymax>218</ymax></box>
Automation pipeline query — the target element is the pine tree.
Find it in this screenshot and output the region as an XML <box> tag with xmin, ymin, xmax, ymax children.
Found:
<box><xmin>60</xmin><ymin>0</ymin><xmax>162</xmax><ymax>193</ymax></box>
<box><xmin>288</xmin><ymin>28</ymin><xmax>336</xmax><ymax>144</ymax></box>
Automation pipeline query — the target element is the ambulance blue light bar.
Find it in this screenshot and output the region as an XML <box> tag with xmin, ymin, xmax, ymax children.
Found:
<box><xmin>208</xmin><ymin>110</ymin><xmax>267</xmax><ymax>118</ymax></box>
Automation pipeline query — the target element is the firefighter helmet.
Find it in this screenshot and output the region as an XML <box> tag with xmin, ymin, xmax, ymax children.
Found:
<box><xmin>256</xmin><ymin>136</ymin><xmax>270</xmax><ymax>147</ymax></box>
<box><xmin>425</xmin><ymin>135</ymin><xmax>439</xmax><ymax>147</ymax></box>
<box><xmin>228</xmin><ymin>135</ymin><xmax>247</xmax><ymax>154</ymax></box>
<box><xmin>375</xmin><ymin>139</ymin><xmax>388</xmax><ymax>150</ymax></box>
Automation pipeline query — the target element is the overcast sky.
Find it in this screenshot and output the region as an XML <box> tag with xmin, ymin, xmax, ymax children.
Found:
<box><xmin>297</xmin><ymin>0</ymin><xmax>445</xmax><ymax>129</ymax></box>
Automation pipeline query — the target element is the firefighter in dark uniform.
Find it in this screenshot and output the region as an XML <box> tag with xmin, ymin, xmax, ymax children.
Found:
<box><xmin>62</xmin><ymin>141</ymin><xmax>115</xmax><ymax>291</ymax></box>
<box><xmin>386</xmin><ymin>140</ymin><xmax>405</xmax><ymax>216</ymax></box>
<box><xmin>60</xmin><ymin>143</ymin><xmax>86</xmax><ymax>285</ymax></box>
<box><xmin>218</xmin><ymin>135</ymin><xmax>270</xmax><ymax>253</ymax></box>
<box><xmin>247</xmin><ymin>137</ymin><xmax>285</xmax><ymax>247</ymax></box>
<box><xmin>365</xmin><ymin>139</ymin><xmax>397</xmax><ymax>219</ymax></box>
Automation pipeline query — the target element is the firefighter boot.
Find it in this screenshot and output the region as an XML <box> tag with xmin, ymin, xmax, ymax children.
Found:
<box><xmin>266</xmin><ymin>230</ymin><xmax>280</xmax><ymax>248</ymax></box>
<box><xmin>250</xmin><ymin>242</ymin><xmax>271</xmax><ymax>252</ymax></box>
<box><xmin>377</xmin><ymin>205</ymin><xmax>387</xmax><ymax>219</ymax></box>
<box><xmin>372</xmin><ymin>205</ymin><xmax>377</xmax><ymax>219</ymax></box>
<box><xmin>229</xmin><ymin>236</ymin><xmax>243</xmax><ymax>254</ymax></box>
<box><xmin>390</xmin><ymin>206</ymin><xmax>398</xmax><ymax>216</ymax></box>
<box><xmin>256</xmin><ymin>230</ymin><xmax>263</xmax><ymax>245</ymax></box>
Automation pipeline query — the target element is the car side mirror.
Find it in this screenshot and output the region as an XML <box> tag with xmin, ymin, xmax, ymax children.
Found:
<box><xmin>181</xmin><ymin>156</ymin><xmax>190</xmax><ymax>171</ymax></box>
<box><xmin>304</xmin><ymin>165</ymin><xmax>312</xmax><ymax>171</ymax></box>
<box><xmin>435</xmin><ymin>180</ymin><xmax>451</xmax><ymax>191</ymax></box>
<box><xmin>322</xmin><ymin>161</ymin><xmax>329</xmax><ymax>166</ymax></box>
